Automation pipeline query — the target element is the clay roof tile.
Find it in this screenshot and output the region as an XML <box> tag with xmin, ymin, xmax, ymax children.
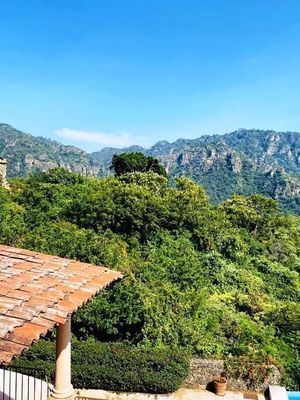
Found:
<box><xmin>0</xmin><ymin>245</ymin><xmax>122</xmax><ymax>364</ymax></box>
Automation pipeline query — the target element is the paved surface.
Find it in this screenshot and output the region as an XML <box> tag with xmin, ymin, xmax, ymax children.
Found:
<box><xmin>176</xmin><ymin>388</ymin><xmax>244</xmax><ymax>400</ymax></box>
<box><xmin>77</xmin><ymin>388</ymin><xmax>248</xmax><ymax>400</ymax></box>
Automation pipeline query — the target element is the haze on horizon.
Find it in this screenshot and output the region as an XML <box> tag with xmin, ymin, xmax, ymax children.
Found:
<box><xmin>1</xmin><ymin>0</ymin><xmax>300</xmax><ymax>152</ymax></box>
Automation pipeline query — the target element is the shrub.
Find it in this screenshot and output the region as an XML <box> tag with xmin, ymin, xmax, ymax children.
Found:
<box><xmin>225</xmin><ymin>357</ymin><xmax>276</xmax><ymax>390</ymax></box>
<box><xmin>12</xmin><ymin>340</ymin><xmax>190</xmax><ymax>393</ymax></box>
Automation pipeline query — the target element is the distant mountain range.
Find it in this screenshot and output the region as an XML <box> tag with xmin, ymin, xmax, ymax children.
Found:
<box><xmin>0</xmin><ymin>123</ymin><xmax>299</xmax><ymax>214</ymax></box>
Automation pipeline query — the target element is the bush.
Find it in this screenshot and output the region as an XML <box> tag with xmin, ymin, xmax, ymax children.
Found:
<box><xmin>9</xmin><ymin>169</ymin><xmax>300</xmax><ymax>388</ymax></box>
<box><xmin>12</xmin><ymin>340</ymin><xmax>190</xmax><ymax>393</ymax></box>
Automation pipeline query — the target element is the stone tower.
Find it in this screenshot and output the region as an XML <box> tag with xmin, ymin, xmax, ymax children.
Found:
<box><xmin>0</xmin><ymin>158</ymin><xmax>8</xmax><ymax>187</ymax></box>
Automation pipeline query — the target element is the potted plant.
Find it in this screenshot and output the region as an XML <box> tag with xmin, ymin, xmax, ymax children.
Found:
<box><xmin>213</xmin><ymin>373</ymin><xmax>228</xmax><ymax>396</ymax></box>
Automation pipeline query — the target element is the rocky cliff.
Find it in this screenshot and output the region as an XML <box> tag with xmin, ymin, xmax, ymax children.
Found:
<box><xmin>0</xmin><ymin>124</ymin><xmax>299</xmax><ymax>214</ymax></box>
<box><xmin>92</xmin><ymin>128</ymin><xmax>300</xmax><ymax>214</ymax></box>
<box><xmin>0</xmin><ymin>123</ymin><xmax>102</xmax><ymax>178</ymax></box>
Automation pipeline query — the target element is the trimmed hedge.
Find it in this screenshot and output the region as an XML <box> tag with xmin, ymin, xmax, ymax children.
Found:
<box><xmin>12</xmin><ymin>340</ymin><xmax>190</xmax><ymax>393</ymax></box>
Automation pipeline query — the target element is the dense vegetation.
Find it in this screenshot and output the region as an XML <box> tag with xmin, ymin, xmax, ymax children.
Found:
<box><xmin>1</xmin><ymin>166</ymin><xmax>299</xmax><ymax>389</ymax></box>
<box><xmin>13</xmin><ymin>340</ymin><xmax>189</xmax><ymax>393</ymax></box>
<box><xmin>94</xmin><ymin>129</ymin><xmax>300</xmax><ymax>215</ymax></box>
<box><xmin>110</xmin><ymin>152</ymin><xmax>167</xmax><ymax>177</ymax></box>
<box><xmin>1</xmin><ymin>123</ymin><xmax>300</xmax><ymax>214</ymax></box>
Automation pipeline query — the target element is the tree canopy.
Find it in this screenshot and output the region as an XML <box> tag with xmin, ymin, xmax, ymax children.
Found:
<box><xmin>110</xmin><ymin>152</ymin><xmax>167</xmax><ymax>177</ymax></box>
<box><xmin>1</xmin><ymin>167</ymin><xmax>299</xmax><ymax>389</ymax></box>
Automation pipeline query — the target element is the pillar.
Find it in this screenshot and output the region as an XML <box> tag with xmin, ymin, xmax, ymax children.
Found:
<box><xmin>0</xmin><ymin>158</ymin><xmax>8</xmax><ymax>188</ymax></box>
<box><xmin>48</xmin><ymin>317</ymin><xmax>74</xmax><ymax>400</ymax></box>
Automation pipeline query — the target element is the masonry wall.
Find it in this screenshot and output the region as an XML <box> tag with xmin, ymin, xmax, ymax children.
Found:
<box><xmin>184</xmin><ymin>358</ymin><xmax>281</xmax><ymax>392</ymax></box>
<box><xmin>0</xmin><ymin>159</ymin><xmax>8</xmax><ymax>187</ymax></box>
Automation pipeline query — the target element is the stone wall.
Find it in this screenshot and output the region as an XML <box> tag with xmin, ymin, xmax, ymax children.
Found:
<box><xmin>0</xmin><ymin>158</ymin><xmax>8</xmax><ymax>187</ymax></box>
<box><xmin>184</xmin><ymin>358</ymin><xmax>281</xmax><ymax>392</ymax></box>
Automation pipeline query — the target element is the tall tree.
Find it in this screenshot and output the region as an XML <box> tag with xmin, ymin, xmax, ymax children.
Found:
<box><xmin>110</xmin><ymin>152</ymin><xmax>167</xmax><ymax>177</ymax></box>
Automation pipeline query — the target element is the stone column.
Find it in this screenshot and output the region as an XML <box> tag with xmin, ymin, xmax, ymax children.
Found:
<box><xmin>0</xmin><ymin>158</ymin><xmax>8</xmax><ymax>188</ymax></box>
<box><xmin>48</xmin><ymin>317</ymin><xmax>74</xmax><ymax>400</ymax></box>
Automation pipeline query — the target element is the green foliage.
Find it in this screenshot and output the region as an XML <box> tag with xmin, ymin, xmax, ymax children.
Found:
<box><xmin>0</xmin><ymin>186</ymin><xmax>26</xmax><ymax>245</ymax></box>
<box><xmin>119</xmin><ymin>171</ymin><xmax>168</xmax><ymax>192</ymax></box>
<box><xmin>13</xmin><ymin>340</ymin><xmax>190</xmax><ymax>393</ymax></box>
<box><xmin>2</xmin><ymin>167</ymin><xmax>299</xmax><ymax>389</ymax></box>
<box><xmin>225</xmin><ymin>357</ymin><xmax>278</xmax><ymax>391</ymax></box>
<box><xmin>110</xmin><ymin>152</ymin><xmax>167</xmax><ymax>177</ymax></box>
<box><xmin>1</xmin><ymin>124</ymin><xmax>300</xmax><ymax>214</ymax></box>
<box><xmin>29</xmin><ymin>168</ymin><xmax>85</xmax><ymax>185</ymax></box>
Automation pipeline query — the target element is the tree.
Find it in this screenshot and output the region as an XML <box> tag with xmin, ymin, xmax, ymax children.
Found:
<box><xmin>29</xmin><ymin>167</ymin><xmax>84</xmax><ymax>185</ymax></box>
<box><xmin>5</xmin><ymin>168</ymin><xmax>300</xmax><ymax>389</ymax></box>
<box><xmin>110</xmin><ymin>152</ymin><xmax>167</xmax><ymax>177</ymax></box>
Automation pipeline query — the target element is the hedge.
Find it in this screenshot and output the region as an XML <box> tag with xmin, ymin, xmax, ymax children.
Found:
<box><xmin>12</xmin><ymin>340</ymin><xmax>190</xmax><ymax>393</ymax></box>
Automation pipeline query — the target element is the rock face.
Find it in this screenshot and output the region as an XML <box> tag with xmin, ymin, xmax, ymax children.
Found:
<box><xmin>94</xmin><ymin>129</ymin><xmax>300</xmax><ymax>203</ymax></box>
<box><xmin>226</xmin><ymin>153</ymin><xmax>242</xmax><ymax>173</ymax></box>
<box><xmin>0</xmin><ymin>123</ymin><xmax>299</xmax><ymax>214</ymax></box>
<box><xmin>185</xmin><ymin>359</ymin><xmax>224</xmax><ymax>388</ymax></box>
<box><xmin>0</xmin><ymin>123</ymin><xmax>101</xmax><ymax>178</ymax></box>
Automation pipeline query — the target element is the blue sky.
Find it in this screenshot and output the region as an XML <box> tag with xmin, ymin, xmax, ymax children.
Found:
<box><xmin>1</xmin><ymin>0</ymin><xmax>300</xmax><ymax>151</ymax></box>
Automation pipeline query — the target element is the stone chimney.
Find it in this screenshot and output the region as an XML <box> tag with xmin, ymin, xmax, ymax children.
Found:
<box><xmin>0</xmin><ymin>158</ymin><xmax>8</xmax><ymax>187</ymax></box>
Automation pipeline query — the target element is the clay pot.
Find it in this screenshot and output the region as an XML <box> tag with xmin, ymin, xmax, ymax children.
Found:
<box><xmin>213</xmin><ymin>376</ymin><xmax>228</xmax><ymax>396</ymax></box>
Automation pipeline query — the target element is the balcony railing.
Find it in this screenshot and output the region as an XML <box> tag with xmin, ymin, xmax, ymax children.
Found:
<box><xmin>0</xmin><ymin>365</ymin><xmax>50</xmax><ymax>400</ymax></box>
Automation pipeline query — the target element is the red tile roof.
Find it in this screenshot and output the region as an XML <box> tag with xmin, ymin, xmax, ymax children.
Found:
<box><xmin>0</xmin><ymin>245</ymin><xmax>122</xmax><ymax>364</ymax></box>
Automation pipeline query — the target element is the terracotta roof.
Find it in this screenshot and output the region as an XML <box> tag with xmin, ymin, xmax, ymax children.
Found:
<box><xmin>0</xmin><ymin>245</ymin><xmax>122</xmax><ymax>364</ymax></box>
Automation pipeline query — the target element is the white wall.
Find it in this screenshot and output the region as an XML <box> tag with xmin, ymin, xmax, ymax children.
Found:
<box><xmin>0</xmin><ymin>369</ymin><xmax>50</xmax><ymax>400</ymax></box>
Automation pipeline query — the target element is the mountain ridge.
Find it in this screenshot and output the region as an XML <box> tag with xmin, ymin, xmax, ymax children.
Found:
<box><xmin>0</xmin><ymin>123</ymin><xmax>299</xmax><ymax>214</ymax></box>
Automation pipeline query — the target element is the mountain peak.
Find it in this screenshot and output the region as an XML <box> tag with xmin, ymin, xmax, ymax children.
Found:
<box><xmin>0</xmin><ymin>123</ymin><xmax>299</xmax><ymax>214</ymax></box>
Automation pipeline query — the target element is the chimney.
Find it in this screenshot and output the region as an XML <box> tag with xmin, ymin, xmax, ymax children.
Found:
<box><xmin>0</xmin><ymin>158</ymin><xmax>8</xmax><ymax>187</ymax></box>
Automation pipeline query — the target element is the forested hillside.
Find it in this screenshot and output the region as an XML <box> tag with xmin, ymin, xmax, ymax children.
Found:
<box><xmin>0</xmin><ymin>168</ymin><xmax>299</xmax><ymax>388</ymax></box>
<box><xmin>0</xmin><ymin>123</ymin><xmax>100</xmax><ymax>177</ymax></box>
<box><xmin>0</xmin><ymin>124</ymin><xmax>299</xmax><ymax>214</ymax></box>
<box><xmin>94</xmin><ymin>129</ymin><xmax>300</xmax><ymax>214</ymax></box>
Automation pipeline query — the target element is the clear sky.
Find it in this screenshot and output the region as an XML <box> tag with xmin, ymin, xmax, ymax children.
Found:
<box><xmin>1</xmin><ymin>0</ymin><xmax>300</xmax><ymax>151</ymax></box>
